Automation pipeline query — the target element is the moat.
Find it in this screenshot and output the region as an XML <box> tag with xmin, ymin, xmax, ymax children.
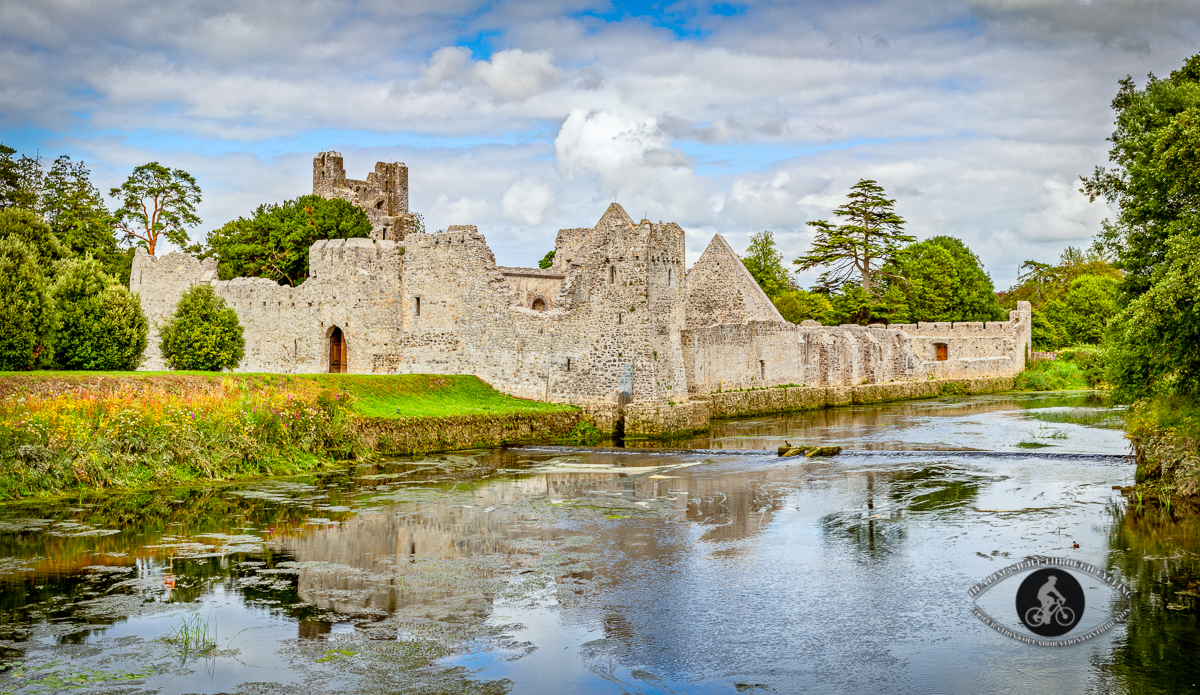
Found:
<box><xmin>0</xmin><ymin>393</ymin><xmax>1196</xmax><ymax>694</ymax></box>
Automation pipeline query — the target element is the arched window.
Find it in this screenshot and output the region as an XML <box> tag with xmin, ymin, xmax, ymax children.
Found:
<box><xmin>609</xmin><ymin>266</ymin><xmax>616</xmax><ymax>284</ymax></box>
<box><xmin>668</xmin><ymin>268</ymin><xmax>674</xmax><ymax>287</ymax></box>
<box><xmin>532</xmin><ymin>298</ymin><xmax>545</xmax><ymax>311</ymax></box>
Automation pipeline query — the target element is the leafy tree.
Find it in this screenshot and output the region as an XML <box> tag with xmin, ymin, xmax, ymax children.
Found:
<box><xmin>1082</xmin><ymin>53</ymin><xmax>1200</xmax><ymax>296</ymax></box>
<box><xmin>1107</xmin><ymin>232</ymin><xmax>1200</xmax><ymax>400</ymax></box>
<box><xmin>794</xmin><ymin>179</ymin><xmax>914</xmax><ymax>291</ymax></box>
<box><xmin>42</xmin><ymin>156</ymin><xmax>122</xmax><ymax>266</ymax></box>
<box><xmin>1059</xmin><ymin>274</ymin><xmax>1119</xmax><ymax>345</ymax></box>
<box><xmin>0</xmin><ymin>208</ymin><xmax>72</xmax><ymax>275</ymax></box>
<box><xmin>538</xmin><ymin>250</ymin><xmax>556</xmax><ymax>269</ymax></box>
<box><xmin>0</xmin><ymin>145</ymin><xmax>41</xmax><ymax>211</ymax></box>
<box><xmin>159</xmin><ymin>284</ymin><xmax>244</xmax><ymax>371</ymax></box>
<box><xmin>1031</xmin><ymin>309</ymin><xmax>1067</xmax><ymax>351</ymax></box>
<box><xmin>886</xmin><ymin>236</ymin><xmax>1003</xmax><ymax>323</ymax></box>
<box><xmin>0</xmin><ymin>236</ymin><xmax>54</xmax><ymax>370</ymax></box>
<box><xmin>205</xmin><ymin>195</ymin><xmax>371</xmax><ymax>286</ymax></box>
<box><xmin>51</xmin><ymin>258</ymin><xmax>147</xmax><ymax>370</ymax></box>
<box><xmin>741</xmin><ymin>230</ymin><xmax>798</xmax><ymax>299</ymax></box>
<box><xmin>110</xmin><ymin>162</ymin><xmax>201</xmax><ymax>256</ymax></box>
<box><xmin>773</xmin><ymin>289</ymin><xmax>832</xmax><ymax>324</ymax></box>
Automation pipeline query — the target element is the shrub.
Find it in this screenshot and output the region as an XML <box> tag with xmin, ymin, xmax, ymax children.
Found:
<box><xmin>1057</xmin><ymin>346</ymin><xmax>1108</xmax><ymax>388</ymax></box>
<box><xmin>51</xmin><ymin>258</ymin><xmax>149</xmax><ymax>370</ymax></box>
<box><xmin>773</xmin><ymin>290</ymin><xmax>832</xmax><ymax>324</ymax></box>
<box><xmin>0</xmin><ymin>235</ymin><xmax>54</xmax><ymax>370</ymax></box>
<box><xmin>1014</xmin><ymin>359</ymin><xmax>1090</xmax><ymax>391</ymax></box>
<box><xmin>159</xmin><ymin>284</ymin><xmax>244</xmax><ymax>371</ymax></box>
<box><xmin>0</xmin><ymin>208</ymin><xmax>72</xmax><ymax>275</ymax></box>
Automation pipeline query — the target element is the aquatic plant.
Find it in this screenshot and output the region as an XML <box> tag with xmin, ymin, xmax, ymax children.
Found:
<box><xmin>1027</xmin><ymin>407</ymin><xmax>1123</xmax><ymax>429</ymax></box>
<box><xmin>163</xmin><ymin>612</ymin><xmax>217</xmax><ymax>658</ymax></box>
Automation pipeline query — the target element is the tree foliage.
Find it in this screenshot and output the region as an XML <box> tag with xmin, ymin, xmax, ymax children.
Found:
<box><xmin>0</xmin><ymin>145</ymin><xmax>41</xmax><ymax>211</ymax></box>
<box><xmin>538</xmin><ymin>250</ymin><xmax>556</xmax><ymax>269</ymax></box>
<box><xmin>205</xmin><ymin>195</ymin><xmax>371</xmax><ymax>286</ymax></box>
<box><xmin>773</xmin><ymin>290</ymin><xmax>831</xmax><ymax>324</ymax></box>
<box><xmin>0</xmin><ymin>236</ymin><xmax>54</xmax><ymax>371</ymax></box>
<box><xmin>741</xmin><ymin>230</ymin><xmax>798</xmax><ymax>300</ymax></box>
<box><xmin>884</xmin><ymin>236</ymin><xmax>1003</xmax><ymax>323</ymax></box>
<box><xmin>159</xmin><ymin>284</ymin><xmax>245</xmax><ymax>371</ymax></box>
<box><xmin>51</xmin><ymin>258</ymin><xmax>147</xmax><ymax>370</ymax></box>
<box><xmin>794</xmin><ymin>179</ymin><xmax>914</xmax><ymax>291</ymax></box>
<box><xmin>110</xmin><ymin>162</ymin><xmax>201</xmax><ymax>256</ymax></box>
<box><xmin>1107</xmin><ymin>232</ymin><xmax>1200</xmax><ymax>400</ymax></box>
<box><xmin>0</xmin><ymin>208</ymin><xmax>72</xmax><ymax>276</ymax></box>
<box><xmin>1082</xmin><ymin>54</ymin><xmax>1200</xmax><ymax>296</ymax></box>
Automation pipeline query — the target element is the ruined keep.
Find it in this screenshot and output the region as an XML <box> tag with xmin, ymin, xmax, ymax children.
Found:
<box><xmin>132</xmin><ymin>154</ymin><xmax>1032</xmax><ymax>428</ymax></box>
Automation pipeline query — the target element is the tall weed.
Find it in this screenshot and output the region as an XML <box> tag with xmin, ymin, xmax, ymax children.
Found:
<box><xmin>1015</xmin><ymin>359</ymin><xmax>1090</xmax><ymax>391</ymax></box>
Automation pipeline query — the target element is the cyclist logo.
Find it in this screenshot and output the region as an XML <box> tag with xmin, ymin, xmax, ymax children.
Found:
<box><xmin>1016</xmin><ymin>568</ymin><xmax>1084</xmax><ymax>637</ymax></box>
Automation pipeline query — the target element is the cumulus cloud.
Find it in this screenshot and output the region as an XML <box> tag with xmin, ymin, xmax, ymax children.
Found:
<box><xmin>554</xmin><ymin>110</ymin><xmax>670</xmax><ymax>180</ymax></box>
<box><xmin>502</xmin><ymin>177</ymin><xmax>556</xmax><ymax>226</ymax></box>
<box><xmin>419</xmin><ymin>46</ymin><xmax>563</xmax><ymax>102</ymax></box>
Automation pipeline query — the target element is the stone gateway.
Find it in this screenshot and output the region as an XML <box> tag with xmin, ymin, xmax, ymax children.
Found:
<box><xmin>132</xmin><ymin>154</ymin><xmax>1032</xmax><ymax>423</ymax></box>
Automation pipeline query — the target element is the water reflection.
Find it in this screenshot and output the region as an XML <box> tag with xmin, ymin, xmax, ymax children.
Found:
<box><xmin>0</xmin><ymin>393</ymin><xmax>1174</xmax><ymax>695</ymax></box>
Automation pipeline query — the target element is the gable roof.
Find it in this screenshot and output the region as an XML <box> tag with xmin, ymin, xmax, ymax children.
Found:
<box><xmin>685</xmin><ymin>233</ymin><xmax>786</xmax><ymax>327</ymax></box>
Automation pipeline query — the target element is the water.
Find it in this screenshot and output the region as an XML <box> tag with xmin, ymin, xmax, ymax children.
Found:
<box><xmin>0</xmin><ymin>392</ymin><xmax>1196</xmax><ymax>694</ymax></box>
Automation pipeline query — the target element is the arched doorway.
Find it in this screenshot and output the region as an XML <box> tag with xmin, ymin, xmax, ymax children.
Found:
<box><xmin>532</xmin><ymin>298</ymin><xmax>546</xmax><ymax>311</ymax></box>
<box><xmin>329</xmin><ymin>327</ymin><xmax>347</xmax><ymax>373</ymax></box>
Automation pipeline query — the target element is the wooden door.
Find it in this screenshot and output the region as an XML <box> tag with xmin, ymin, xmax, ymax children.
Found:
<box><xmin>329</xmin><ymin>327</ymin><xmax>347</xmax><ymax>373</ymax></box>
<box><xmin>935</xmin><ymin>343</ymin><xmax>948</xmax><ymax>361</ymax></box>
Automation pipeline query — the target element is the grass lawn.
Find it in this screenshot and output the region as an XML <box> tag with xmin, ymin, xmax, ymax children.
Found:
<box><xmin>0</xmin><ymin>371</ymin><xmax>575</xmax><ymax>419</ymax></box>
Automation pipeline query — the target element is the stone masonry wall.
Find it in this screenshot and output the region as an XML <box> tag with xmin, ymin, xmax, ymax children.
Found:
<box><xmin>313</xmin><ymin>152</ymin><xmax>414</xmax><ymax>241</ymax></box>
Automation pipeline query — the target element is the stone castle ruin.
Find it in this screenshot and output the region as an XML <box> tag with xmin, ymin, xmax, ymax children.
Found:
<box><xmin>131</xmin><ymin>153</ymin><xmax>1031</xmax><ymax>426</ymax></box>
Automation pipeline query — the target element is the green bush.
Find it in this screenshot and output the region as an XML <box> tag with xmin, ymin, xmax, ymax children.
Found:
<box><xmin>159</xmin><ymin>284</ymin><xmax>245</xmax><ymax>371</ymax></box>
<box><xmin>1014</xmin><ymin>359</ymin><xmax>1090</xmax><ymax>391</ymax></box>
<box><xmin>1057</xmin><ymin>346</ymin><xmax>1108</xmax><ymax>388</ymax></box>
<box><xmin>0</xmin><ymin>208</ymin><xmax>72</xmax><ymax>276</ymax></box>
<box><xmin>51</xmin><ymin>258</ymin><xmax>149</xmax><ymax>370</ymax></box>
<box><xmin>0</xmin><ymin>235</ymin><xmax>54</xmax><ymax>370</ymax></box>
<box><xmin>773</xmin><ymin>289</ymin><xmax>832</xmax><ymax>324</ymax></box>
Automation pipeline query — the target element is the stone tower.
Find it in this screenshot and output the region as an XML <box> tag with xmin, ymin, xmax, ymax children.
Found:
<box><xmin>312</xmin><ymin>152</ymin><xmax>416</xmax><ymax>241</ymax></box>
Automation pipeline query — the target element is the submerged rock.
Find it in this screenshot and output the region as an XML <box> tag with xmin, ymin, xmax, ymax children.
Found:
<box><xmin>777</xmin><ymin>445</ymin><xmax>842</xmax><ymax>457</ymax></box>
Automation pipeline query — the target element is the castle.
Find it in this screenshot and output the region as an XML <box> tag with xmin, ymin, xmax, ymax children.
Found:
<box><xmin>131</xmin><ymin>153</ymin><xmax>1032</xmax><ymax>421</ymax></box>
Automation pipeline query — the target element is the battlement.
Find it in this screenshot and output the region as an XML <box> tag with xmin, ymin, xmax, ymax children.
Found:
<box><xmin>312</xmin><ymin>151</ymin><xmax>411</xmax><ymax>241</ymax></box>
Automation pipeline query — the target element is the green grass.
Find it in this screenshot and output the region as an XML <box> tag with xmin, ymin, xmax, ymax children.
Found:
<box><xmin>1014</xmin><ymin>359</ymin><xmax>1091</xmax><ymax>391</ymax></box>
<box><xmin>1027</xmin><ymin>407</ymin><xmax>1123</xmax><ymax>429</ymax></box>
<box><xmin>0</xmin><ymin>371</ymin><xmax>575</xmax><ymax>420</ymax></box>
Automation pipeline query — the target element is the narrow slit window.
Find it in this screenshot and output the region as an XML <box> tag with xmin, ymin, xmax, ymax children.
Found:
<box><xmin>760</xmin><ymin>360</ymin><xmax>766</xmax><ymax>380</ymax></box>
<box><xmin>609</xmin><ymin>266</ymin><xmax>616</xmax><ymax>284</ymax></box>
<box><xmin>668</xmin><ymin>268</ymin><xmax>674</xmax><ymax>287</ymax></box>
<box><xmin>415</xmin><ymin>296</ymin><xmax>421</xmax><ymax>317</ymax></box>
<box><xmin>566</xmin><ymin>358</ymin><xmax>571</xmax><ymax>372</ymax></box>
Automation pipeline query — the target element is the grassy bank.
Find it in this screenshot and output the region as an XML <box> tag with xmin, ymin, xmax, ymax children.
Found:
<box><xmin>1127</xmin><ymin>396</ymin><xmax>1200</xmax><ymax>498</ymax></box>
<box><xmin>0</xmin><ymin>372</ymin><xmax>576</xmax><ymax>501</ymax></box>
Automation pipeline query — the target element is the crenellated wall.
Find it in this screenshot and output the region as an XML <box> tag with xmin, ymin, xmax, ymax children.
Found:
<box><xmin>132</xmin><ymin>154</ymin><xmax>1030</xmax><ymax>417</ymax></box>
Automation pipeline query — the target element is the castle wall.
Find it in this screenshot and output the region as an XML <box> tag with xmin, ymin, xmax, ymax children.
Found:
<box><xmin>681</xmin><ymin>302</ymin><xmax>1032</xmax><ymax>393</ymax></box>
<box><xmin>498</xmin><ymin>268</ymin><xmax>566</xmax><ymax>310</ymax></box>
<box><xmin>312</xmin><ymin>152</ymin><xmax>413</xmax><ymax>241</ymax></box>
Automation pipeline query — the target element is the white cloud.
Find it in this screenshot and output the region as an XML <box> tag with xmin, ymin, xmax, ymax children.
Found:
<box><xmin>501</xmin><ymin>177</ymin><xmax>556</xmax><ymax>226</ymax></box>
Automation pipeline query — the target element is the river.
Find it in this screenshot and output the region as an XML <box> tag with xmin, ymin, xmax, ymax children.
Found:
<box><xmin>0</xmin><ymin>392</ymin><xmax>1196</xmax><ymax>694</ymax></box>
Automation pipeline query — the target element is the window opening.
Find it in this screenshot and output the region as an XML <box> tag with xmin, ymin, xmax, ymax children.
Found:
<box><xmin>935</xmin><ymin>343</ymin><xmax>948</xmax><ymax>361</ymax></box>
<box><xmin>609</xmin><ymin>266</ymin><xmax>616</xmax><ymax>284</ymax></box>
<box><xmin>415</xmin><ymin>296</ymin><xmax>421</xmax><ymax>317</ymax></box>
<box><xmin>532</xmin><ymin>298</ymin><xmax>545</xmax><ymax>311</ymax></box>
<box><xmin>668</xmin><ymin>268</ymin><xmax>674</xmax><ymax>287</ymax></box>
<box><xmin>566</xmin><ymin>358</ymin><xmax>571</xmax><ymax>372</ymax></box>
<box><xmin>760</xmin><ymin>360</ymin><xmax>766</xmax><ymax>380</ymax></box>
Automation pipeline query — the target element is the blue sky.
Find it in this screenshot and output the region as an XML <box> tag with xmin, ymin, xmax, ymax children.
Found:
<box><xmin>1</xmin><ymin>0</ymin><xmax>1198</xmax><ymax>286</ymax></box>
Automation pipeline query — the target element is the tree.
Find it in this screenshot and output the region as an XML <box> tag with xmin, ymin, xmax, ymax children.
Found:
<box><xmin>742</xmin><ymin>230</ymin><xmax>797</xmax><ymax>299</ymax></box>
<box><xmin>159</xmin><ymin>284</ymin><xmax>244</xmax><ymax>371</ymax></box>
<box><xmin>0</xmin><ymin>208</ymin><xmax>72</xmax><ymax>276</ymax></box>
<box><xmin>42</xmin><ymin>156</ymin><xmax>119</xmax><ymax>256</ymax></box>
<box><xmin>51</xmin><ymin>258</ymin><xmax>147</xmax><ymax>370</ymax></box>
<box><xmin>886</xmin><ymin>236</ymin><xmax>1003</xmax><ymax>323</ymax></box>
<box><xmin>1031</xmin><ymin>309</ymin><xmax>1067</xmax><ymax>351</ymax></box>
<box><xmin>1082</xmin><ymin>53</ymin><xmax>1200</xmax><ymax>297</ymax></box>
<box><xmin>794</xmin><ymin>179</ymin><xmax>914</xmax><ymax>291</ymax></box>
<box><xmin>205</xmin><ymin>195</ymin><xmax>371</xmax><ymax>285</ymax></box>
<box><xmin>0</xmin><ymin>236</ymin><xmax>54</xmax><ymax>370</ymax></box>
<box><xmin>110</xmin><ymin>162</ymin><xmax>201</xmax><ymax>256</ymax></box>
<box><xmin>538</xmin><ymin>250</ymin><xmax>556</xmax><ymax>269</ymax></box>
<box><xmin>0</xmin><ymin>145</ymin><xmax>41</xmax><ymax>211</ymax></box>
<box><xmin>1059</xmin><ymin>274</ymin><xmax>1119</xmax><ymax>345</ymax></box>
<box><xmin>1107</xmin><ymin>232</ymin><xmax>1200</xmax><ymax>400</ymax></box>
<box><xmin>773</xmin><ymin>289</ymin><xmax>831</xmax><ymax>324</ymax></box>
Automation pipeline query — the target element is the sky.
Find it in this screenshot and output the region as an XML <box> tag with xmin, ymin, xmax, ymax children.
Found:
<box><xmin>1</xmin><ymin>0</ymin><xmax>1198</xmax><ymax>289</ymax></box>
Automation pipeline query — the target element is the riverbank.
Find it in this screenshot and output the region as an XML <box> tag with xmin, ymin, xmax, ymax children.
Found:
<box><xmin>0</xmin><ymin>371</ymin><xmax>1025</xmax><ymax>501</ymax></box>
<box><xmin>0</xmin><ymin>372</ymin><xmax>578</xmax><ymax>501</ymax></box>
<box><xmin>1126</xmin><ymin>396</ymin><xmax>1200</xmax><ymax>500</ymax></box>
